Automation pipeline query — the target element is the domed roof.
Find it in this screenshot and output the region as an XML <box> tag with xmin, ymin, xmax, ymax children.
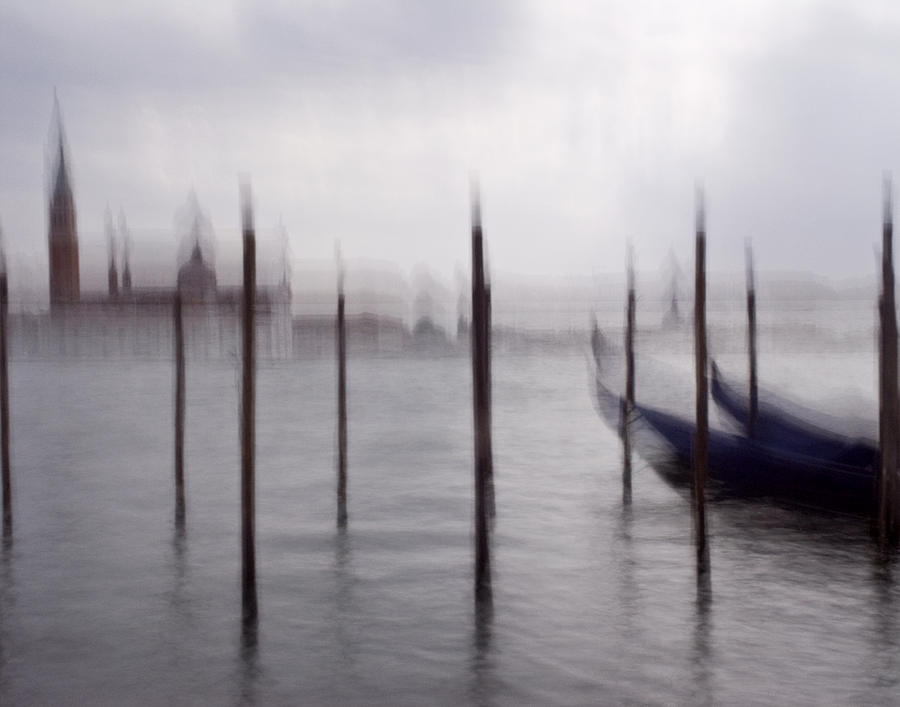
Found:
<box><xmin>177</xmin><ymin>242</ymin><xmax>216</xmax><ymax>301</ymax></box>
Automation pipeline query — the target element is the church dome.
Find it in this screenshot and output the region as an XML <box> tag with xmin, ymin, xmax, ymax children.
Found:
<box><xmin>177</xmin><ymin>242</ymin><xmax>216</xmax><ymax>302</ymax></box>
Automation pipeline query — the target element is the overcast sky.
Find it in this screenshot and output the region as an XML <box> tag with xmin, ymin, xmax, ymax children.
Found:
<box><xmin>2</xmin><ymin>0</ymin><xmax>900</xmax><ymax>297</ymax></box>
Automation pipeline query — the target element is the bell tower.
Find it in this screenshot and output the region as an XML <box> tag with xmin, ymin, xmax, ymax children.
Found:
<box><xmin>48</xmin><ymin>95</ymin><xmax>80</xmax><ymax>307</ymax></box>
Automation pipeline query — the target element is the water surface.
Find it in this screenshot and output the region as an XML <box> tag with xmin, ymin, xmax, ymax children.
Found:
<box><xmin>0</xmin><ymin>350</ymin><xmax>897</xmax><ymax>705</ymax></box>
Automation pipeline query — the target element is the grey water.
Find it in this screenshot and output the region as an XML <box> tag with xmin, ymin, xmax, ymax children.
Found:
<box><xmin>1</xmin><ymin>347</ymin><xmax>899</xmax><ymax>705</ymax></box>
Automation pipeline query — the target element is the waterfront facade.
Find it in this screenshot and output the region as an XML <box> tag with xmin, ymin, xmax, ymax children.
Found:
<box><xmin>35</xmin><ymin>101</ymin><xmax>294</xmax><ymax>360</ymax></box>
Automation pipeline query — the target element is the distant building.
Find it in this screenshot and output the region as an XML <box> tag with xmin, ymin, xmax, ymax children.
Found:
<box><xmin>21</xmin><ymin>98</ymin><xmax>293</xmax><ymax>360</ymax></box>
<box><xmin>48</xmin><ymin>98</ymin><xmax>80</xmax><ymax>308</ymax></box>
<box><xmin>411</xmin><ymin>316</ymin><xmax>448</xmax><ymax>353</ymax></box>
<box><xmin>106</xmin><ymin>209</ymin><xmax>118</xmax><ymax>298</ymax></box>
<box><xmin>107</xmin><ymin>250</ymin><xmax>118</xmax><ymax>298</ymax></box>
<box><xmin>177</xmin><ymin>242</ymin><xmax>217</xmax><ymax>303</ymax></box>
<box><xmin>120</xmin><ymin>213</ymin><xmax>132</xmax><ymax>294</ymax></box>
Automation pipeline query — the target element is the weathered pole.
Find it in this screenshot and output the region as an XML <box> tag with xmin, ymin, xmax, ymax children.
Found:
<box><xmin>174</xmin><ymin>291</ymin><xmax>185</xmax><ymax>528</ymax></box>
<box><xmin>746</xmin><ymin>242</ymin><xmax>758</xmax><ymax>437</ymax></box>
<box><xmin>879</xmin><ymin>176</ymin><xmax>899</xmax><ymax>548</ymax></box>
<box><xmin>336</xmin><ymin>245</ymin><xmax>348</xmax><ymax>527</ymax></box>
<box><xmin>240</xmin><ymin>183</ymin><xmax>258</xmax><ymax>623</ymax></box>
<box><xmin>471</xmin><ymin>190</ymin><xmax>492</xmax><ymax>600</ymax></box>
<box><xmin>623</xmin><ymin>247</ymin><xmax>635</xmax><ymax>501</ymax></box>
<box><xmin>693</xmin><ymin>189</ymin><xmax>710</xmax><ymax>574</ymax></box>
<box><xmin>0</xmin><ymin>261</ymin><xmax>10</xmax><ymax>537</ymax></box>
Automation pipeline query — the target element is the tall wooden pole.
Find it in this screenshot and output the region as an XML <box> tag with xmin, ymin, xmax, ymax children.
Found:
<box><xmin>746</xmin><ymin>242</ymin><xmax>758</xmax><ymax>437</ymax></box>
<box><xmin>623</xmin><ymin>247</ymin><xmax>635</xmax><ymax>501</ymax></box>
<box><xmin>174</xmin><ymin>291</ymin><xmax>185</xmax><ymax>528</ymax></box>
<box><xmin>484</xmin><ymin>281</ymin><xmax>495</xmax><ymax>519</ymax></box>
<box><xmin>880</xmin><ymin>176</ymin><xmax>899</xmax><ymax>548</ymax></box>
<box><xmin>240</xmin><ymin>184</ymin><xmax>258</xmax><ymax>623</ymax></box>
<box><xmin>0</xmin><ymin>266</ymin><xmax>10</xmax><ymax>537</ymax></box>
<box><xmin>336</xmin><ymin>246</ymin><xmax>348</xmax><ymax>527</ymax></box>
<box><xmin>879</xmin><ymin>291</ymin><xmax>884</xmax><ymax>525</ymax></box>
<box><xmin>693</xmin><ymin>189</ymin><xmax>709</xmax><ymax>574</ymax></box>
<box><xmin>471</xmin><ymin>191</ymin><xmax>492</xmax><ymax>600</ymax></box>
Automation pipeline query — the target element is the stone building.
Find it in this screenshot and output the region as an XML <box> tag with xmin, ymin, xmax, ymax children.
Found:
<box><xmin>47</xmin><ymin>98</ymin><xmax>80</xmax><ymax>308</ymax></box>
<box><xmin>17</xmin><ymin>99</ymin><xmax>293</xmax><ymax>360</ymax></box>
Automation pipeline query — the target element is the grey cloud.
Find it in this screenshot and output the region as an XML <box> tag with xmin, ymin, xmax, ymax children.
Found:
<box><xmin>238</xmin><ymin>1</ymin><xmax>518</xmax><ymax>78</ymax></box>
<box><xmin>703</xmin><ymin>3</ymin><xmax>900</xmax><ymax>274</ymax></box>
<box><xmin>4</xmin><ymin>0</ymin><xmax>900</xmax><ymax>287</ymax></box>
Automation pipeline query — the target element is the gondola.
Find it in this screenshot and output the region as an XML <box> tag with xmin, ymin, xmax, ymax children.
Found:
<box><xmin>710</xmin><ymin>360</ymin><xmax>877</xmax><ymax>469</ymax></box>
<box><xmin>591</xmin><ymin>330</ymin><xmax>877</xmax><ymax>516</ymax></box>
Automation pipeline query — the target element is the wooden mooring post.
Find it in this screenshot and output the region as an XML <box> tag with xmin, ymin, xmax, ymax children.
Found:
<box><xmin>623</xmin><ymin>248</ymin><xmax>635</xmax><ymax>502</ymax></box>
<box><xmin>0</xmin><ymin>265</ymin><xmax>10</xmax><ymax>537</ymax></box>
<box><xmin>174</xmin><ymin>291</ymin><xmax>185</xmax><ymax>528</ymax></box>
<box><xmin>336</xmin><ymin>246</ymin><xmax>348</xmax><ymax>527</ymax></box>
<box><xmin>746</xmin><ymin>242</ymin><xmax>757</xmax><ymax>437</ymax></box>
<box><xmin>240</xmin><ymin>183</ymin><xmax>258</xmax><ymax>623</ymax></box>
<box><xmin>879</xmin><ymin>176</ymin><xmax>899</xmax><ymax>548</ymax></box>
<box><xmin>471</xmin><ymin>191</ymin><xmax>492</xmax><ymax>600</ymax></box>
<box><xmin>693</xmin><ymin>189</ymin><xmax>710</xmax><ymax>574</ymax></box>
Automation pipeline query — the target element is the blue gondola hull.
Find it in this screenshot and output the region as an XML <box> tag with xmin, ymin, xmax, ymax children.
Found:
<box><xmin>593</xmin><ymin>359</ymin><xmax>877</xmax><ymax>516</ymax></box>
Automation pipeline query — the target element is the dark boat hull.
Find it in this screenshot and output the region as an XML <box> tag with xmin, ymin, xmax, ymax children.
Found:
<box><xmin>710</xmin><ymin>361</ymin><xmax>877</xmax><ymax>469</ymax></box>
<box><xmin>593</xmin><ymin>352</ymin><xmax>877</xmax><ymax>516</ymax></box>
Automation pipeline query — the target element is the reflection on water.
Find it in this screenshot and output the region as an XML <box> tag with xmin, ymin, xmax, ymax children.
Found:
<box><xmin>169</xmin><ymin>519</ymin><xmax>188</xmax><ymax>623</ymax></box>
<box><xmin>2</xmin><ymin>353</ymin><xmax>900</xmax><ymax>703</ymax></box>
<box><xmin>0</xmin><ymin>535</ymin><xmax>12</xmax><ymax>699</ymax></box>
<box><xmin>332</xmin><ymin>525</ymin><xmax>357</xmax><ymax>675</ymax></box>
<box><xmin>871</xmin><ymin>562</ymin><xmax>898</xmax><ymax>696</ymax></box>
<box><xmin>614</xmin><ymin>502</ymin><xmax>638</xmax><ymax>645</ymax></box>
<box><xmin>691</xmin><ymin>574</ymin><xmax>713</xmax><ymax>706</ymax></box>
<box><xmin>238</xmin><ymin>618</ymin><xmax>259</xmax><ymax>706</ymax></box>
<box><xmin>175</xmin><ymin>494</ymin><xmax>185</xmax><ymax>534</ymax></box>
<box><xmin>469</xmin><ymin>597</ymin><xmax>494</xmax><ymax>706</ymax></box>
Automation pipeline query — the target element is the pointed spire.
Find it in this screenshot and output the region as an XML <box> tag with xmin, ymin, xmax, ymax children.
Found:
<box><xmin>51</xmin><ymin>88</ymin><xmax>63</xmax><ymax>145</ymax></box>
<box><xmin>279</xmin><ymin>216</ymin><xmax>291</xmax><ymax>288</ymax></box>
<box><xmin>105</xmin><ymin>205</ymin><xmax>115</xmax><ymax>262</ymax></box>
<box><xmin>47</xmin><ymin>89</ymin><xmax>80</xmax><ymax>306</ymax></box>
<box><xmin>192</xmin><ymin>213</ymin><xmax>201</xmax><ymax>254</ymax></box>
<box><xmin>189</xmin><ymin>204</ymin><xmax>203</xmax><ymax>262</ymax></box>
<box><xmin>50</xmin><ymin>91</ymin><xmax>71</xmax><ymax>202</ymax></box>
<box><xmin>106</xmin><ymin>206</ymin><xmax>118</xmax><ymax>297</ymax></box>
<box><xmin>118</xmin><ymin>209</ymin><xmax>132</xmax><ymax>292</ymax></box>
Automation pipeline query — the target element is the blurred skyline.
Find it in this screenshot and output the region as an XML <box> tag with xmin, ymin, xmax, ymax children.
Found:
<box><xmin>3</xmin><ymin>0</ymin><xmax>900</xmax><ymax>291</ymax></box>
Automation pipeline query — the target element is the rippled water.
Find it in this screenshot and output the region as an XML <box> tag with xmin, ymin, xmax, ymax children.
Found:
<box><xmin>1</xmin><ymin>349</ymin><xmax>899</xmax><ymax>705</ymax></box>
